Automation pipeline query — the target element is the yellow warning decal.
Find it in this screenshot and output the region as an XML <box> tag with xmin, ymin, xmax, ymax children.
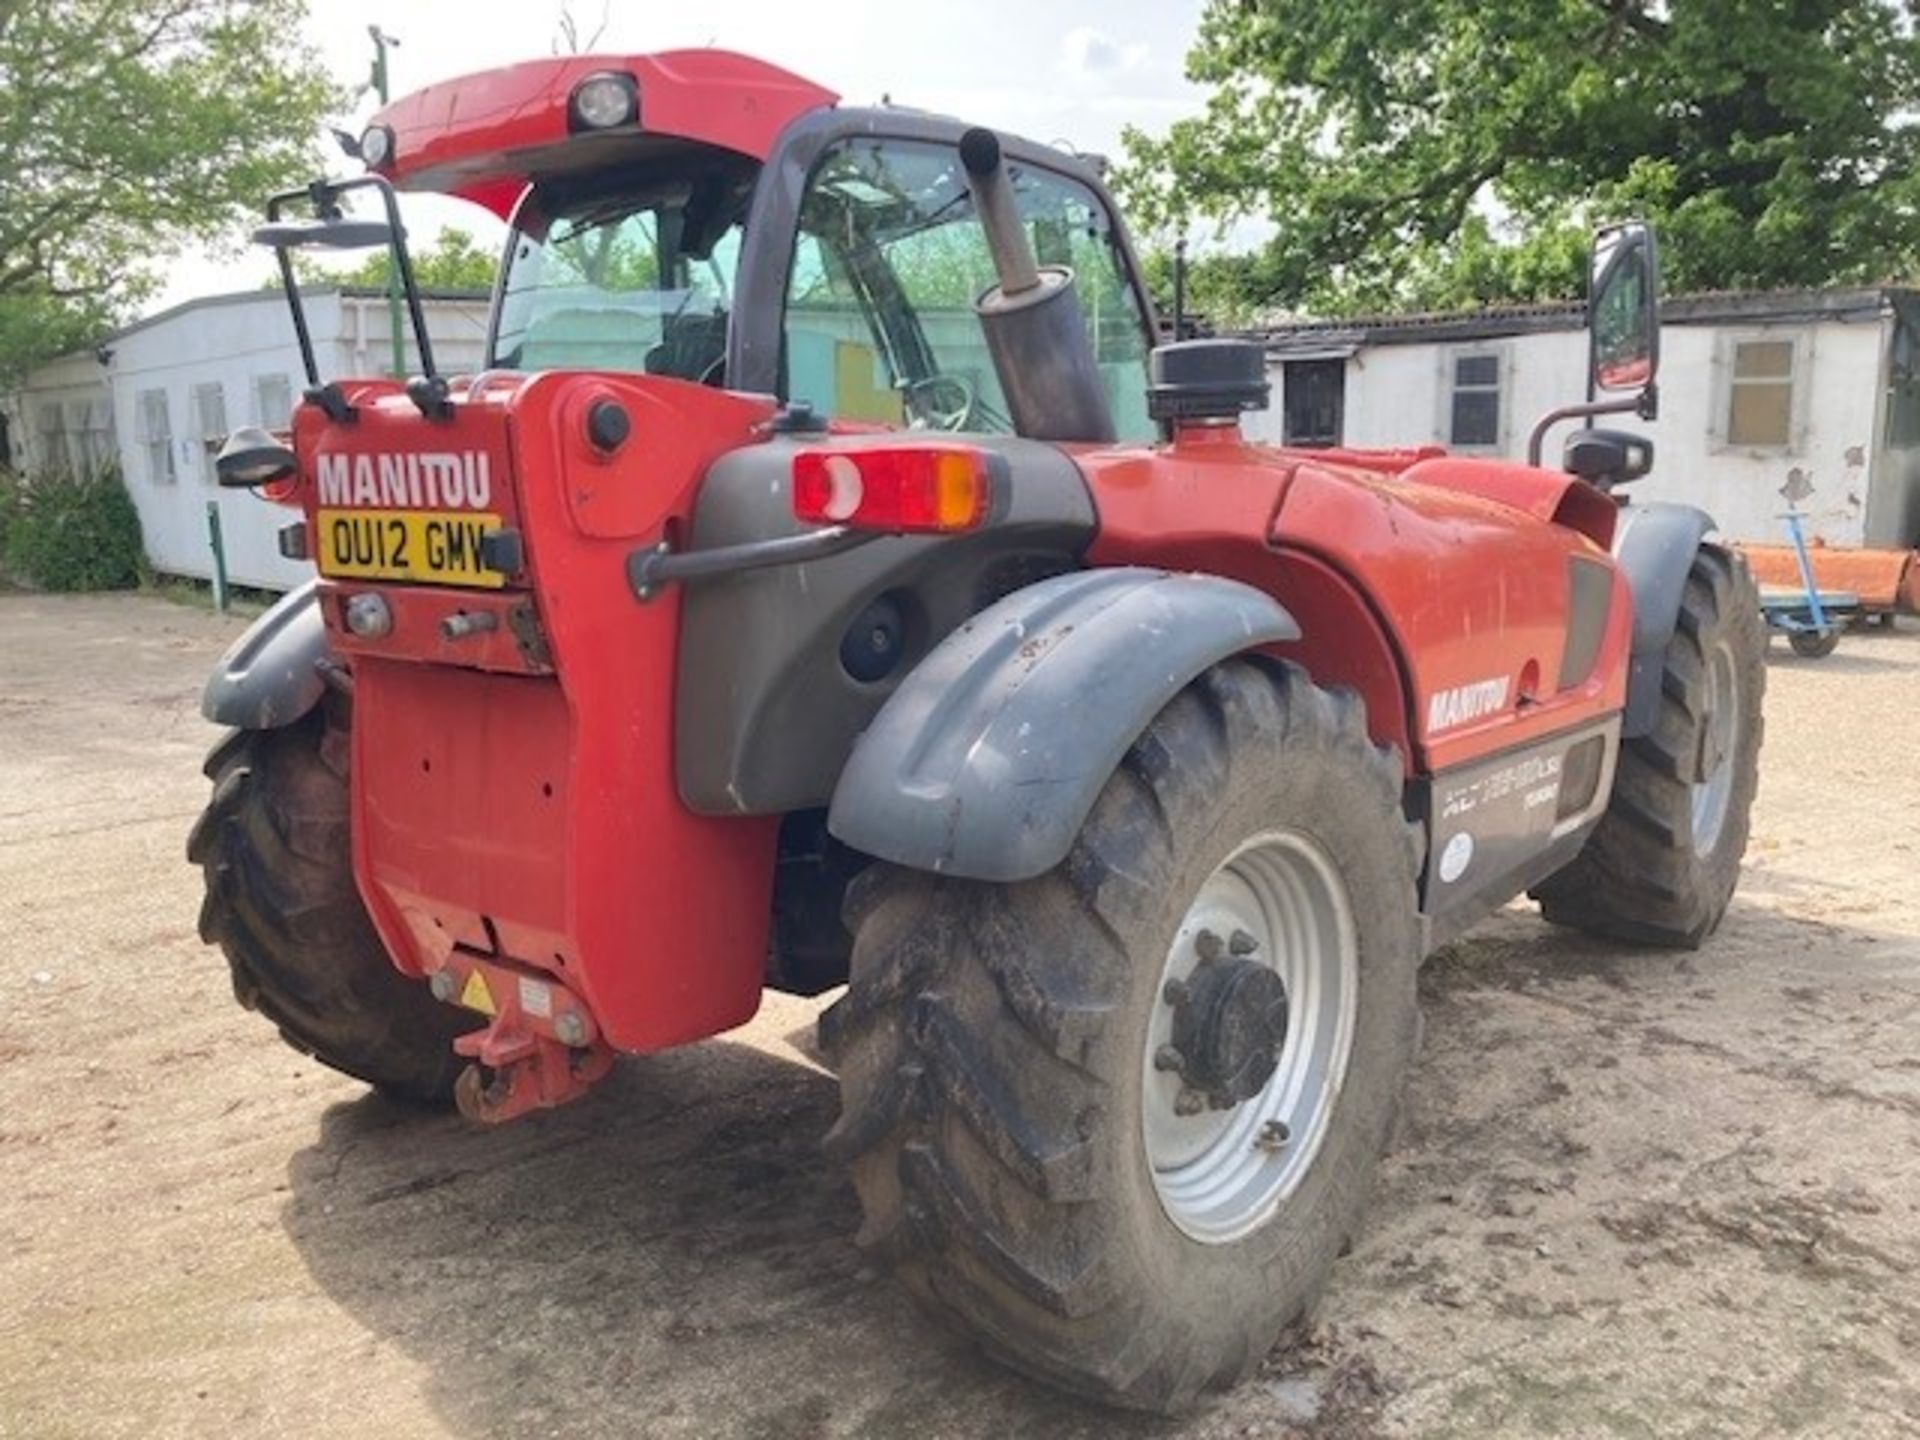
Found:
<box><xmin>459</xmin><ymin>969</ymin><xmax>496</xmax><ymax>1016</ymax></box>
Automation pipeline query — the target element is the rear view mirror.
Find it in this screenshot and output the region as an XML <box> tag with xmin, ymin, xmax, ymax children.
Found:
<box><xmin>215</xmin><ymin>426</ymin><xmax>297</xmax><ymax>488</ymax></box>
<box><xmin>1589</xmin><ymin>222</ymin><xmax>1660</xmax><ymax>394</ymax></box>
<box><xmin>252</xmin><ymin>216</ymin><xmax>396</xmax><ymax>251</ymax></box>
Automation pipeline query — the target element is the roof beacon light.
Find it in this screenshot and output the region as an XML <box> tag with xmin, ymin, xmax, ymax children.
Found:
<box><xmin>571</xmin><ymin>72</ymin><xmax>639</xmax><ymax>131</ymax></box>
<box><xmin>792</xmin><ymin>446</ymin><xmax>1001</xmax><ymax>535</ymax></box>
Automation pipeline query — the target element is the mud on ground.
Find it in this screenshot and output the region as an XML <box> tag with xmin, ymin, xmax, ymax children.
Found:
<box><xmin>1</xmin><ymin>593</ymin><xmax>1916</xmax><ymax>1438</ymax></box>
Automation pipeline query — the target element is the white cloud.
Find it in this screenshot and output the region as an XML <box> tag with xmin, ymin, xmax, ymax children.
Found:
<box><xmin>1060</xmin><ymin>25</ymin><xmax>1149</xmax><ymax>78</ymax></box>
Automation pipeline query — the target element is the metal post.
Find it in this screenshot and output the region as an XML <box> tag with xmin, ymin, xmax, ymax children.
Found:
<box><xmin>1172</xmin><ymin>236</ymin><xmax>1188</xmax><ymax>342</ymax></box>
<box><xmin>1783</xmin><ymin>508</ymin><xmax>1829</xmax><ymax>634</ymax></box>
<box><xmin>205</xmin><ymin>501</ymin><xmax>230</xmax><ymax>613</ymax></box>
<box><xmin>369</xmin><ymin>26</ymin><xmax>407</xmax><ymax>379</ymax></box>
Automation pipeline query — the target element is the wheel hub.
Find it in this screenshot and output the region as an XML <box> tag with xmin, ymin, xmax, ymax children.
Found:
<box><xmin>1162</xmin><ymin>932</ymin><xmax>1290</xmax><ymax>1113</ymax></box>
<box><xmin>1142</xmin><ymin>830</ymin><xmax>1359</xmax><ymax>1245</ymax></box>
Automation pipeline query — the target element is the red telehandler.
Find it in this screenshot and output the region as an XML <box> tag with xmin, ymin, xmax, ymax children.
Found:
<box><xmin>190</xmin><ymin>50</ymin><xmax>1764</xmax><ymax>1411</ymax></box>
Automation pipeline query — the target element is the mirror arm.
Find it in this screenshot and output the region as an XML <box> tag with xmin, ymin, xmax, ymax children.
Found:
<box><xmin>257</xmin><ymin>173</ymin><xmax>441</xmax><ymax>399</ymax></box>
<box><xmin>1526</xmin><ymin>393</ymin><xmax>1648</xmax><ymax>467</ymax></box>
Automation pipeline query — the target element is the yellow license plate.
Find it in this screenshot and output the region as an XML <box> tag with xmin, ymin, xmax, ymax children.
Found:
<box><xmin>316</xmin><ymin>508</ymin><xmax>504</xmax><ymax>588</ymax></box>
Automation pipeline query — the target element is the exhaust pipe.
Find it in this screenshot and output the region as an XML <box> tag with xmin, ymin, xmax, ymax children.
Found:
<box><xmin>958</xmin><ymin>128</ymin><xmax>1116</xmax><ymax>444</ymax></box>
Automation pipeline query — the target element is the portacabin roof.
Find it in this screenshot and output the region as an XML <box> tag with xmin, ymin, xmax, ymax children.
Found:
<box><xmin>1247</xmin><ymin>285</ymin><xmax>1915</xmax><ymax>357</ymax></box>
<box><xmin>99</xmin><ymin>284</ymin><xmax>491</xmax><ymax>347</ymax></box>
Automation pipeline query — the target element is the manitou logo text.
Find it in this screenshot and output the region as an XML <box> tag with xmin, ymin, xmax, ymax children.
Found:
<box><xmin>1427</xmin><ymin>677</ymin><xmax>1510</xmax><ymax>734</ymax></box>
<box><xmin>315</xmin><ymin>451</ymin><xmax>493</xmax><ymax>511</ymax></box>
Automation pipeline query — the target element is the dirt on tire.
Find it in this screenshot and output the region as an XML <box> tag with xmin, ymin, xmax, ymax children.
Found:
<box><xmin>821</xmin><ymin>662</ymin><xmax>1421</xmax><ymax>1412</ymax></box>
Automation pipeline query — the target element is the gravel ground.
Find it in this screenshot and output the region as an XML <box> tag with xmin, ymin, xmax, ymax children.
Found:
<box><xmin>1</xmin><ymin>591</ymin><xmax>1916</xmax><ymax>1439</ymax></box>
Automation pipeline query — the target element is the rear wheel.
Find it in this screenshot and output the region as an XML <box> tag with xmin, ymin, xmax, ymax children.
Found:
<box><xmin>820</xmin><ymin>662</ymin><xmax>1421</xmax><ymax>1412</ymax></box>
<box><xmin>188</xmin><ymin>700</ymin><xmax>474</xmax><ymax>1102</ymax></box>
<box><xmin>1534</xmin><ymin>544</ymin><xmax>1765</xmax><ymax>946</ymax></box>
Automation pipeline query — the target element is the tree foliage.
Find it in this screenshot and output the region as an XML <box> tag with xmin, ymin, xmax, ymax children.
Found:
<box><xmin>1120</xmin><ymin>0</ymin><xmax>1920</xmax><ymax>319</ymax></box>
<box><xmin>0</xmin><ymin>0</ymin><xmax>338</xmax><ymax>380</ymax></box>
<box><xmin>324</xmin><ymin>227</ymin><xmax>500</xmax><ymax>292</ymax></box>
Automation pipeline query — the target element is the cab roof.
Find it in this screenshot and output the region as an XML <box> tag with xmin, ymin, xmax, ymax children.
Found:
<box><xmin>368</xmin><ymin>50</ymin><xmax>838</xmax><ymax>219</ymax></box>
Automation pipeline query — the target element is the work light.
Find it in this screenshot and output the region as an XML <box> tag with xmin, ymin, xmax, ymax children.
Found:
<box><xmin>360</xmin><ymin>124</ymin><xmax>394</xmax><ymax>169</ymax></box>
<box><xmin>570</xmin><ymin>72</ymin><xmax>638</xmax><ymax>130</ymax></box>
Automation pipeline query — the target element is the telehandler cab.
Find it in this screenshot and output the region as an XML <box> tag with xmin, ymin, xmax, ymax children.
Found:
<box><xmin>191</xmin><ymin>50</ymin><xmax>1764</xmax><ymax>1411</ymax></box>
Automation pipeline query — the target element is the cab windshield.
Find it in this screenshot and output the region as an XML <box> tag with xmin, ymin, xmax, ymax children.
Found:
<box><xmin>490</xmin><ymin>151</ymin><xmax>757</xmax><ymax>382</ymax></box>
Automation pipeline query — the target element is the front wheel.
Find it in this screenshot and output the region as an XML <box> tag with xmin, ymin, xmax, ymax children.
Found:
<box><xmin>820</xmin><ymin>661</ymin><xmax>1422</xmax><ymax>1412</ymax></box>
<box><xmin>1534</xmin><ymin>544</ymin><xmax>1765</xmax><ymax>946</ymax></box>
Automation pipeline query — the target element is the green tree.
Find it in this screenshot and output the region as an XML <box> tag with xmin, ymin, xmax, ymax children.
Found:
<box><xmin>0</xmin><ymin>0</ymin><xmax>338</xmax><ymax>381</ymax></box>
<box><xmin>326</xmin><ymin>227</ymin><xmax>500</xmax><ymax>292</ymax></box>
<box><xmin>1121</xmin><ymin>0</ymin><xmax>1920</xmax><ymax>320</ymax></box>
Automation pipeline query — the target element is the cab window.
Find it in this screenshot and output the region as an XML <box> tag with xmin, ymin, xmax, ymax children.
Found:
<box><xmin>783</xmin><ymin>137</ymin><xmax>1154</xmax><ymax>439</ymax></box>
<box><xmin>492</xmin><ymin>153</ymin><xmax>756</xmax><ymax>382</ymax></box>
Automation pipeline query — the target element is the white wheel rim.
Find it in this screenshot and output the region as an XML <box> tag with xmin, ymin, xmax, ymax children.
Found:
<box><xmin>1142</xmin><ymin>830</ymin><xmax>1359</xmax><ymax>1245</ymax></box>
<box><xmin>1691</xmin><ymin>638</ymin><xmax>1739</xmax><ymax>853</ymax></box>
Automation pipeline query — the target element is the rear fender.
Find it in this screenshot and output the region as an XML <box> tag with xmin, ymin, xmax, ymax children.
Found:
<box><xmin>200</xmin><ymin>579</ymin><xmax>329</xmax><ymax>729</ymax></box>
<box><xmin>827</xmin><ymin>568</ymin><xmax>1298</xmax><ymax>882</ymax></box>
<box><xmin>1613</xmin><ymin>502</ymin><xmax>1714</xmax><ymax>737</ymax></box>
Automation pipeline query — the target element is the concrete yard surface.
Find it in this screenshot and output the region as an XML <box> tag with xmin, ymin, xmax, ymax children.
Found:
<box><xmin>1</xmin><ymin>591</ymin><xmax>1916</xmax><ymax>1438</ymax></box>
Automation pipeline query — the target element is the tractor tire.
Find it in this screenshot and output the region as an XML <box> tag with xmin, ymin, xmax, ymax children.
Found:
<box><xmin>820</xmin><ymin>661</ymin><xmax>1422</xmax><ymax>1413</ymax></box>
<box><xmin>187</xmin><ymin>699</ymin><xmax>475</xmax><ymax>1103</ymax></box>
<box><xmin>1533</xmin><ymin>544</ymin><xmax>1765</xmax><ymax>947</ymax></box>
<box><xmin>1788</xmin><ymin>627</ymin><xmax>1841</xmax><ymax>659</ymax></box>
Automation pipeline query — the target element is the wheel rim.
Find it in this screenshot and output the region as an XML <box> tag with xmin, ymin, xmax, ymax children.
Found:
<box><xmin>1691</xmin><ymin>638</ymin><xmax>1740</xmax><ymax>853</ymax></box>
<box><xmin>1142</xmin><ymin>830</ymin><xmax>1359</xmax><ymax>1245</ymax></box>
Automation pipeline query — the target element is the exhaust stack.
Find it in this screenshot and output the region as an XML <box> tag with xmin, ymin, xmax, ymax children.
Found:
<box><xmin>958</xmin><ymin>128</ymin><xmax>1116</xmax><ymax>444</ymax></box>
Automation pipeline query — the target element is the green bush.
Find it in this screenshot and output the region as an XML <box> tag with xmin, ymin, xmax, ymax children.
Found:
<box><xmin>2</xmin><ymin>468</ymin><xmax>147</xmax><ymax>591</ymax></box>
<box><xmin>0</xmin><ymin>469</ymin><xmax>20</xmax><ymax>560</ymax></box>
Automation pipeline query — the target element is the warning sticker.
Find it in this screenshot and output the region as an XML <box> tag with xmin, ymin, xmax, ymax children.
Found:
<box><xmin>518</xmin><ymin>975</ymin><xmax>554</xmax><ymax>1019</ymax></box>
<box><xmin>459</xmin><ymin>969</ymin><xmax>496</xmax><ymax>1016</ymax></box>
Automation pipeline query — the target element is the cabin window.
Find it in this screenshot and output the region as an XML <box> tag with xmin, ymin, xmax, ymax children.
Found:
<box><xmin>192</xmin><ymin>382</ymin><xmax>228</xmax><ymax>484</ymax></box>
<box><xmin>253</xmin><ymin>373</ymin><xmax>293</xmax><ymax>430</ymax></box>
<box><xmin>1448</xmin><ymin>351</ymin><xmax>1503</xmax><ymax>448</ymax></box>
<box><xmin>783</xmin><ymin>136</ymin><xmax>1156</xmax><ymax>441</ymax></box>
<box><xmin>1726</xmin><ymin>339</ymin><xmax>1796</xmax><ymax>448</ymax></box>
<box><xmin>1715</xmin><ymin>332</ymin><xmax>1807</xmax><ymax>453</ymax></box>
<box><xmin>138</xmin><ymin>388</ymin><xmax>176</xmax><ymax>485</ymax></box>
<box><xmin>36</xmin><ymin>403</ymin><xmax>68</xmax><ymax>475</ymax></box>
<box><xmin>1281</xmin><ymin>358</ymin><xmax>1346</xmax><ymax>446</ymax></box>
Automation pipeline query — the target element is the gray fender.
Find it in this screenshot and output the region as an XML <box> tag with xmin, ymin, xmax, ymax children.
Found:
<box><xmin>1613</xmin><ymin>502</ymin><xmax>1714</xmax><ymax>738</ymax></box>
<box><xmin>200</xmin><ymin>579</ymin><xmax>329</xmax><ymax>729</ymax></box>
<box><xmin>826</xmin><ymin>567</ymin><xmax>1299</xmax><ymax>882</ymax></box>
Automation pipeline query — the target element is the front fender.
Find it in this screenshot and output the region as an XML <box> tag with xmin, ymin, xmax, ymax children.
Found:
<box><xmin>827</xmin><ymin>568</ymin><xmax>1298</xmax><ymax>882</ymax></box>
<box><xmin>200</xmin><ymin>579</ymin><xmax>329</xmax><ymax>729</ymax></box>
<box><xmin>1613</xmin><ymin>502</ymin><xmax>1714</xmax><ymax>737</ymax></box>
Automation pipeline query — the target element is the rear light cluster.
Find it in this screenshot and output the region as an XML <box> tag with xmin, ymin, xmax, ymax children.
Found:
<box><xmin>791</xmin><ymin>445</ymin><xmax>1002</xmax><ymax>535</ymax></box>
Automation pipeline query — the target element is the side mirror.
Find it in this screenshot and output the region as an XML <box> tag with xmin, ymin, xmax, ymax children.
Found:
<box><xmin>1562</xmin><ymin>428</ymin><xmax>1654</xmax><ymax>489</ymax></box>
<box><xmin>215</xmin><ymin>426</ymin><xmax>297</xmax><ymax>488</ymax></box>
<box><xmin>1588</xmin><ymin>221</ymin><xmax>1660</xmax><ymax>395</ymax></box>
<box><xmin>252</xmin><ymin>215</ymin><xmax>396</xmax><ymax>251</ymax></box>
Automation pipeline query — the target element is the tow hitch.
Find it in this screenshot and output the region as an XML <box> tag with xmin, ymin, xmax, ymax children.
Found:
<box><xmin>425</xmin><ymin>953</ymin><xmax>614</xmax><ymax>1123</ymax></box>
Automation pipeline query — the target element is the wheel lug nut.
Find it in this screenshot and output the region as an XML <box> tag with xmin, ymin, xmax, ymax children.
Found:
<box><xmin>1173</xmin><ymin>1087</ymin><xmax>1206</xmax><ymax>1117</ymax></box>
<box><xmin>1162</xmin><ymin>978</ymin><xmax>1190</xmax><ymax>1006</ymax></box>
<box><xmin>1229</xmin><ymin>929</ymin><xmax>1259</xmax><ymax>956</ymax></box>
<box><xmin>1194</xmin><ymin>929</ymin><xmax>1224</xmax><ymax>962</ymax></box>
<box><xmin>1154</xmin><ymin>1045</ymin><xmax>1185</xmax><ymax>1073</ymax></box>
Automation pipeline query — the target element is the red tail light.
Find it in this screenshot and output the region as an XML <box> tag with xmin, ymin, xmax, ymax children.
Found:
<box><xmin>792</xmin><ymin>445</ymin><xmax>1000</xmax><ymax>534</ymax></box>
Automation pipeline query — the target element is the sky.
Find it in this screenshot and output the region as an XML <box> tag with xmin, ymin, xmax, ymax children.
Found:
<box><xmin>155</xmin><ymin>0</ymin><xmax>1216</xmax><ymax>312</ymax></box>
